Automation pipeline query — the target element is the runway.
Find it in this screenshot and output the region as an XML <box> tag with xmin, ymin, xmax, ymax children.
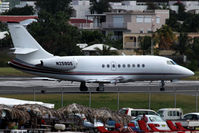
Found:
<box><xmin>0</xmin><ymin>77</ymin><xmax>199</xmax><ymax>95</ymax></box>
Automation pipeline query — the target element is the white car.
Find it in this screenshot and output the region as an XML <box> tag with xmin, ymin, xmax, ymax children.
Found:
<box><xmin>131</xmin><ymin>115</ymin><xmax>170</xmax><ymax>130</ymax></box>
<box><xmin>119</xmin><ymin>108</ymin><xmax>159</xmax><ymax>119</ymax></box>
<box><xmin>183</xmin><ymin>112</ymin><xmax>199</xmax><ymax>120</ymax></box>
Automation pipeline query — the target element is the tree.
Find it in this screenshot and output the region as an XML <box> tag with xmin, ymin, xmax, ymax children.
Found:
<box><xmin>80</xmin><ymin>30</ymin><xmax>104</xmax><ymax>45</ymax></box>
<box><xmin>166</xmin><ymin>10</ymin><xmax>182</xmax><ymax>32</ymax></box>
<box><xmin>90</xmin><ymin>0</ymin><xmax>110</xmax><ymax>14</ymax></box>
<box><xmin>186</xmin><ymin>38</ymin><xmax>199</xmax><ymax>71</ymax></box>
<box><xmin>182</xmin><ymin>14</ymin><xmax>199</xmax><ymax>32</ymax></box>
<box><xmin>36</xmin><ymin>0</ymin><xmax>72</xmax><ymax>15</ymax></box>
<box><xmin>154</xmin><ymin>25</ymin><xmax>177</xmax><ymax>50</ymax></box>
<box><xmin>1</xmin><ymin>5</ymin><xmax>35</xmax><ymax>15</ymax></box>
<box><xmin>94</xmin><ymin>45</ymin><xmax>118</xmax><ymax>55</ymax></box>
<box><xmin>27</xmin><ymin>11</ymin><xmax>82</xmax><ymax>56</ymax></box>
<box><xmin>138</xmin><ymin>36</ymin><xmax>151</xmax><ymax>55</ymax></box>
<box><xmin>172</xmin><ymin>33</ymin><xmax>190</xmax><ymax>55</ymax></box>
<box><xmin>174</xmin><ymin>2</ymin><xmax>187</xmax><ymax>21</ymax></box>
<box><xmin>146</xmin><ymin>2</ymin><xmax>160</xmax><ymax>10</ymax></box>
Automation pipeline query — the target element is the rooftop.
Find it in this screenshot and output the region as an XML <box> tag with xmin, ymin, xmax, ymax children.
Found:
<box><xmin>0</xmin><ymin>15</ymin><xmax>38</xmax><ymax>23</ymax></box>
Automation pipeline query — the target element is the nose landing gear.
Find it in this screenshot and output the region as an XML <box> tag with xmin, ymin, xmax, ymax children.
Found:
<box><xmin>160</xmin><ymin>80</ymin><xmax>165</xmax><ymax>91</ymax></box>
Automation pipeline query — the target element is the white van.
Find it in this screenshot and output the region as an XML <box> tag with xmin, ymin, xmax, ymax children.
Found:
<box><xmin>119</xmin><ymin>108</ymin><xmax>158</xmax><ymax>119</ymax></box>
<box><xmin>157</xmin><ymin>108</ymin><xmax>183</xmax><ymax>120</ymax></box>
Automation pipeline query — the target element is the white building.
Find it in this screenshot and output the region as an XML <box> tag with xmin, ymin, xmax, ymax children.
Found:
<box><xmin>71</xmin><ymin>0</ymin><xmax>91</xmax><ymax>19</ymax></box>
<box><xmin>110</xmin><ymin>0</ymin><xmax>199</xmax><ymax>14</ymax></box>
<box><xmin>15</xmin><ymin>1</ymin><xmax>36</xmax><ymax>9</ymax></box>
<box><xmin>0</xmin><ymin>2</ymin><xmax>9</xmax><ymax>13</ymax></box>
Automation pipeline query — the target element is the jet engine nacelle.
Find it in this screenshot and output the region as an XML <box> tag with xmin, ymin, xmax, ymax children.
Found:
<box><xmin>39</xmin><ymin>57</ymin><xmax>77</xmax><ymax>71</ymax></box>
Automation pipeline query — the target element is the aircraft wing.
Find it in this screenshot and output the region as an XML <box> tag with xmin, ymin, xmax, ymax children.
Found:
<box><xmin>86</xmin><ymin>76</ymin><xmax>124</xmax><ymax>84</ymax></box>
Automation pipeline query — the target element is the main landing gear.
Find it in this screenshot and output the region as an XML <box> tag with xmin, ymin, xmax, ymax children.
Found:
<box><xmin>96</xmin><ymin>83</ymin><xmax>104</xmax><ymax>91</ymax></box>
<box><xmin>79</xmin><ymin>82</ymin><xmax>105</xmax><ymax>91</ymax></box>
<box><xmin>80</xmin><ymin>82</ymin><xmax>88</xmax><ymax>91</ymax></box>
<box><xmin>160</xmin><ymin>80</ymin><xmax>165</xmax><ymax>91</ymax></box>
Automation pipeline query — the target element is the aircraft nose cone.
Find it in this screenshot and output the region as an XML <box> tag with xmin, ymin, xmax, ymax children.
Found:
<box><xmin>184</xmin><ymin>68</ymin><xmax>194</xmax><ymax>76</ymax></box>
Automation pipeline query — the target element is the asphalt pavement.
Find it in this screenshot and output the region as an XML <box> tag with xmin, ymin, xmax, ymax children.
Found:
<box><xmin>0</xmin><ymin>77</ymin><xmax>199</xmax><ymax>95</ymax></box>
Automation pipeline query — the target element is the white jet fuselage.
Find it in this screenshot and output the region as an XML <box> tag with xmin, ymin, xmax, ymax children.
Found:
<box><xmin>10</xmin><ymin>55</ymin><xmax>194</xmax><ymax>83</ymax></box>
<box><xmin>8</xmin><ymin>23</ymin><xmax>194</xmax><ymax>84</ymax></box>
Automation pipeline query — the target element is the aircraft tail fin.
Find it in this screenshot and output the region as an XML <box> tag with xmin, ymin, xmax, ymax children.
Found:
<box><xmin>8</xmin><ymin>23</ymin><xmax>53</xmax><ymax>63</ymax></box>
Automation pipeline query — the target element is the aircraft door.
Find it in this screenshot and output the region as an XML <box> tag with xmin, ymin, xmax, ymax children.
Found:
<box><xmin>111</xmin><ymin>62</ymin><xmax>117</xmax><ymax>71</ymax></box>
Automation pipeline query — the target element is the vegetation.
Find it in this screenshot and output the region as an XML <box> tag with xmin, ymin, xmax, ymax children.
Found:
<box><xmin>90</xmin><ymin>0</ymin><xmax>110</xmax><ymax>14</ymax></box>
<box><xmin>154</xmin><ymin>25</ymin><xmax>177</xmax><ymax>50</ymax></box>
<box><xmin>0</xmin><ymin>67</ymin><xmax>32</xmax><ymax>76</ymax></box>
<box><xmin>0</xmin><ymin>93</ymin><xmax>198</xmax><ymax>113</ymax></box>
<box><xmin>1</xmin><ymin>5</ymin><xmax>35</xmax><ymax>15</ymax></box>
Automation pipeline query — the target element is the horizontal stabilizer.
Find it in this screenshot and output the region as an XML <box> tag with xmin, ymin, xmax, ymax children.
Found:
<box><xmin>11</xmin><ymin>48</ymin><xmax>38</xmax><ymax>54</ymax></box>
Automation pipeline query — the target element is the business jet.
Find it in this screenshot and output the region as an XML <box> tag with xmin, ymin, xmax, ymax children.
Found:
<box><xmin>8</xmin><ymin>23</ymin><xmax>194</xmax><ymax>91</ymax></box>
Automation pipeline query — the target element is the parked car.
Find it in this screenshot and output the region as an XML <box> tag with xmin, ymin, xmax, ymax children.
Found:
<box><xmin>183</xmin><ymin>113</ymin><xmax>199</xmax><ymax>120</ymax></box>
<box><xmin>119</xmin><ymin>108</ymin><xmax>158</xmax><ymax>119</ymax></box>
<box><xmin>157</xmin><ymin>108</ymin><xmax>183</xmax><ymax>120</ymax></box>
<box><xmin>131</xmin><ymin>115</ymin><xmax>170</xmax><ymax>130</ymax></box>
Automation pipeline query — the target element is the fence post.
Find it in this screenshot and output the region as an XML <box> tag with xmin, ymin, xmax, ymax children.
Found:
<box><xmin>174</xmin><ymin>87</ymin><xmax>176</xmax><ymax>108</ymax></box>
<box><xmin>148</xmin><ymin>86</ymin><xmax>151</xmax><ymax>109</ymax></box>
<box><xmin>89</xmin><ymin>88</ymin><xmax>92</xmax><ymax>107</ymax></box>
<box><xmin>61</xmin><ymin>88</ymin><xmax>64</xmax><ymax>107</ymax></box>
<box><xmin>196</xmin><ymin>88</ymin><xmax>198</xmax><ymax>112</ymax></box>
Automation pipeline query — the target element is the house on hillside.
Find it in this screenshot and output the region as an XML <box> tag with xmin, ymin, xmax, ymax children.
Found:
<box><xmin>82</xmin><ymin>44</ymin><xmax>117</xmax><ymax>55</ymax></box>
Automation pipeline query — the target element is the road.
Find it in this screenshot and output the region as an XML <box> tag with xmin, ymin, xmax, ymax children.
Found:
<box><xmin>0</xmin><ymin>77</ymin><xmax>199</xmax><ymax>95</ymax></box>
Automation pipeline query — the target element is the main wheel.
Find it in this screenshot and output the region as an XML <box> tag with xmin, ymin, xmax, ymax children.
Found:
<box><xmin>80</xmin><ymin>82</ymin><xmax>88</xmax><ymax>91</ymax></box>
<box><xmin>160</xmin><ymin>87</ymin><xmax>165</xmax><ymax>91</ymax></box>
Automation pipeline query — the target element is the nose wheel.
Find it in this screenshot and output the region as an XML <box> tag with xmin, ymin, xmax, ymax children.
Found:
<box><xmin>160</xmin><ymin>80</ymin><xmax>165</xmax><ymax>91</ymax></box>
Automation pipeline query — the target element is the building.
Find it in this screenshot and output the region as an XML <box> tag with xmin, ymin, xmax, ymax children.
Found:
<box><xmin>71</xmin><ymin>0</ymin><xmax>91</xmax><ymax>19</ymax></box>
<box><xmin>69</xmin><ymin>18</ymin><xmax>93</xmax><ymax>29</ymax></box>
<box><xmin>82</xmin><ymin>44</ymin><xmax>117</xmax><ymax>55</ymax></box>
<box><xmin>0</xmin><ymin>15</ymin><xmax>38</xmax><ymax>23</ymax></box>
<box><xmin>0</xmin><ymin>2</ymin><xmax>9</xmax><ymax>13</ymax></box>
<box><xmin>123</xmin><ymin>32</ymin><xmax>199</xmax><ymax>50</ymax></box>
<box><xmin>110</xmin><ymin>1</ymin><xmax>178</xmax><ymax>13</ymax></box>
<box><xmin>15</xmin><ymin>0</ymin><xmax>36</xmax><ymax>8</ymax></box>
<box><xmin>101</xmin><ymin>10</ymin><xmax>169</xmax><ymax>39</ymax></box>
<box><xmin>110</xmin><ymin>0</ymin><xmax>199</xmax><ymax>14</ymax></box>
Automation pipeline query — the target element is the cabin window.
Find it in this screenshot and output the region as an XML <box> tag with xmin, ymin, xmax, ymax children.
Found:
<box><xmin>142</xmin><ymin>64</ymin><xmax>145</xmax><ymax>67</ymax></box>
<box><xmin>128</xmin><ymin>64</ymin><xmax>130</xmax><ymax>68</ymax></box>
<box><xmin>137</xmin><ymin>64</ymin><xmax>140</xmax><ymax>67</ymax></box>
<box><xmin>132</xmin><ymin>64</ymin><xmax>135</xmax><ymax>67</ymax></box>
<box><xmin>118</xmin><ymin>64</ymin><xmax>121</xmax><ymax>68</ymax></box>
<box><xmin>107</xmin><ymin>64</ymin><xmax>110</xmax><ymax>68</ymax></box>
<box><xmin>167</xmin><ymin>60</ymin><xmax>176</xmax><ymax>65</ymax></box>
<box><xmin>102</xmin><ymin>64</ymin><xmax>105</xmax><ymax>68</ymax></box>
<box><xmin>112</xmin><ymin>64</ymin><xmax>115</xmax><ymax>68</ymax></box>
<box><xmin>123</xmin><ymin>64</ymin><xmax>126</xmax><ymax>68</ymax></box>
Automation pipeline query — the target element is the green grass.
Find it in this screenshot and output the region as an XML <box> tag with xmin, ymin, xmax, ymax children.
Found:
<box><xmin>0</xmin><ymin>93</ymin><xmax>198</xmax><ymax>113</ymax></box>
<box><xmin>184</xmin><ymin>71</ymin><xmax>199</xmax><ymax>80</ymax></box>
<box><xmin>0</xmin><ymin>67</ymin><xmax>33</xmax><ymax>76</ymax></box>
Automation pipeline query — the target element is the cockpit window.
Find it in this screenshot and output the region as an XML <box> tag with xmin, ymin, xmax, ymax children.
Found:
<box><xmin>167</xmin><ymin>60</ymin><xmax>177</xmax><ymax>65</ymax></box>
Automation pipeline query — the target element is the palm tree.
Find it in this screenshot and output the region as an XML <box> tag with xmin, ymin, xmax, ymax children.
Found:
<box><xmin>154</xmin><ymin>25</ymin><xmax>177</xmax><ymax>50</ymax></box>
<box><xmin>138</xmin><ymin>36</ymin><xmax>151</xmax><ymax>55</ymax></box>
<box><xmin>173</xmin><ymin>32</ymin><xmax>191</xmax><ymax>55</ymax></box>
<box><xmin>94</xmin><ymin>45</ymin><xmax>118</xmax><ymax>55</ymax></box>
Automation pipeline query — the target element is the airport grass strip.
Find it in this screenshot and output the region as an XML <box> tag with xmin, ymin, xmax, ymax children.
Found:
<box><xmin>0</xmin><ymin>93</ymin><xmax>197</xmax><ymax>113</ymax></box>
